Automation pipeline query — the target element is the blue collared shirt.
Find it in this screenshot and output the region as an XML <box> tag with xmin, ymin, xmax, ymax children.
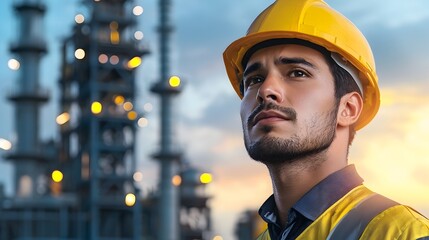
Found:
<box><xmin>258</xmin><ymin>165</ymin><xmax>364</xmax><ymax>240</ymax></box>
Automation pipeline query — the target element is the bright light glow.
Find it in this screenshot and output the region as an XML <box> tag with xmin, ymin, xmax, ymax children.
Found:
<box><xmin>213</xmin><ymin>236</ymin><xmax>223</xmax><ymax>240</ymax></box>
<box><xmin>110</xmin><ymin>32</ymin><xmax>120</xmax><ymax>44</ymax></box>
<box><xmin>143</xmin><ymin>103</ymin><xmax>153</xmax><ymax>112</ymax></box>
<box><xmin>8</xmin><ymin>58</ymin><xmax>20</xmax><ymax>70</ymax></box>
<box><xmin>91</xmin><ymin>101</ymin><xmax>103</xmax><ymax>114</ymax></box>
<box><xmin>51</xmin><ymin>170</ymin><xmax>63</xmax><ymax>183</ymax></box>
<box><xmin>56</xmin><ymin>112</ymin><xmax>70</xmax><ymax>125</ymax></box>
<box><xmin>172</xmin><ymin>175</ymin><xmax>182</xmax><ymax>186</ymax></box>
<box><xmin>0</xmin><ymin>138</ymin><xmax>12</xmax><ymax>151</ymax></box>
<box><xmin>127</xmin><ymin>56</ymin><xmax>141</xmax><ymax>69</ymax></box>
<box><xmin>133</xmin><ymin>172</ymin><xmax>143</xmax><ymax>182</ymax></box>
<box><xmin>75</xmin><ymin>14</ymin><xmax>85</xmax><ymax>24</ymax></box>
<box><xmin>169</xmin><ymin>75</ymin><xmax>181</xmax><ymax>88</ymax></box>
<box><xmin>127</xmin><ymin>111</ymin><xmax>138</xmax><ymax>120</ymax></box>
<box><xmin>123</xmin><ymin>102</ymin><xmax>133</xmax><ymax>111</ymax></box>
<box><xmin>137</xmin><ymin>117</ymin><xmax>148</xmax><ymax>127</ymax></box>
<box><xmin>75</xmin><ymin>49</ymin><xmax>85</xmax><ymax>59</ymax></box>
<box><xmin>113</xmin><ymin>95</ymin><xmax>125</xmax><ymax>105</ymax></box>
<box><xmin>125</xmin><ymin>193</ymin><xmax>136</xmax><ymax>207</ymax></box>
<box><xmin>110</xmin><ymin>21</ymin><xmax>120</xmax><ymax>44</ymax></box>
<box><xmin>110</xmin><ymin>55</ymin><xmax>119</xmax><ymax>65</ymax></box>
<box><xmin>200</xmin><ymin>173</ymin><xmax>213</xmax><ymax>184</ymax></box>
<box><xmin>98</xmin><ymin>54</ymin><xmax>108</xmax><ymax>64</ymax></box>
<box><xmin>134</xmin><ymin>31</ymin><xmax>144</xmax><ymax>40</ymax></box>
<box><xmin>133</xmin><ymin>6</ymin><xmax>144</xmax><ymax>16</ymax></box>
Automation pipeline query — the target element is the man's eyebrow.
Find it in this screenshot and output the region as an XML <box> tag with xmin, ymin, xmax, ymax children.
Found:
<box><xmin>277</xmin><ymin>57</ymin><xmax>317</xmax><ymax>69</ymax></box>
<box><xmin>243</xmin><ymin>62</ymin><xmax>261</xmax><ymax>78</ymax></box>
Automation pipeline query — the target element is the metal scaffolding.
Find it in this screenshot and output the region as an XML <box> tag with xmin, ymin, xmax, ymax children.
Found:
<box><xmin>58</xmin><ymin>0</ymin><xmax>148</xmax><ymax>239</ymax></box>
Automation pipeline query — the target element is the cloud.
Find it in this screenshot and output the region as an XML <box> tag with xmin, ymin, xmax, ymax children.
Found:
<box><xmin>331</xmin><ymin>0</ymin><xmax>429</xmax><ymax>29</ymax></box>
<box><xmin>350</xmin><ymin>82</ymin><xmax>429</xmax><ymax>215</ymax></box>
<box><xmin>328</xmin><ymin>0</ymin><xmax>429</xmax><ymax>87</ymax></box>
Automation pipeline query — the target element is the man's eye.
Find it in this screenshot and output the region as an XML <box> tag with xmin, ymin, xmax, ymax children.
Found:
<box><xmin>289</xmin><ymin>70</ymin><xmax>308</xmax><ymax>78</ymax></box>
<box><xmin>244</xmin><ymin>76</ymin><xmax>264</xmax><ymax>88</ymax></box>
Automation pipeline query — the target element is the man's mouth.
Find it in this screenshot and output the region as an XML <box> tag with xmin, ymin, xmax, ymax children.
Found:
<box><xmin>248</xmin><ymin>102</ymin><xmax>297</xmax><ymax>127</ymax></box>
<box><xmin>252</xmin><ymin>110</ymin><xmax>291</xmax><ymax>126</ymax></box>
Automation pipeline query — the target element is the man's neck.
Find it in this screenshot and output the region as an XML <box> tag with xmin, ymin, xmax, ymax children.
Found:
<box><xmin>266</xmin><ymin>152</ymin><xmax>347</xmax><ymax>228</ymax></box>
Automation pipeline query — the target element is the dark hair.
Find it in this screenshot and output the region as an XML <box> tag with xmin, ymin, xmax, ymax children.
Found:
<box><xmin>326</xmin><ymin>57</ymin><xmax>361</xmax><ymax>101</ymax></box>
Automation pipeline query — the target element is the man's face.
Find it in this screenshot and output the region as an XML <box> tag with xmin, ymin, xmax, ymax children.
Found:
<box><xmin>240</xmin><ymin>44</ymin><xmax>339</xmax><ymax>164</ymax></box>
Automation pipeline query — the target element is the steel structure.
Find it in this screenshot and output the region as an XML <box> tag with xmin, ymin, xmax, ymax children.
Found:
<box><xmin>179</xmin><ymin>163</ymin><xmax>212</xmax><ymax>239</ymax></box>
<box><xmin>0</xmin><ymin>0</ymin><xmax>214</xmax><ymax>239</ymax></box>
<box><xmin>58</xmin><ymin>0</ymin><xmax>148</xmax><ymax>239</ymax></box>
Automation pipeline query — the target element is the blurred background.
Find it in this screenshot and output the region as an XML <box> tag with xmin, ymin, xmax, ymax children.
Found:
<box><xmin>0</xmin><ymin>0</ymin><xmax>428</xmax><ymax>239</ymax></box>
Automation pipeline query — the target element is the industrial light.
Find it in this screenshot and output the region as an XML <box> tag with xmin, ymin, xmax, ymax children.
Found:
<box><xmin>109</xmin><ymin>55</ymin><xmax>119</xmax><ymax>65</ymax></box>
<box><xmin>113</xmin><ymin>95</ymin><xmax>125</xmax><ymax>105</ymax></box>
<box><xmin>127</xmin><ymin>111</ymin><xmax>138</xmax><ymax>120</ymax></box>
<box><xmin>134</xmin><ymin>31</ymin><xmax>144</xmax><ymax>40</ymax></box>
<box><xmin>133</xmin><ymin>172</ymin><xmax>143</xmax><ymax>182</ymax></box>
<box><xmin>172</xmin><ymin>175</ymin><xmax>182</xmax><ymax>186</ymax></box>
<box><xmin>75</xmin><ymin>49</ymin><xmax>85</xmax><ymax>59</ymax></box>
<box><xmin>169</xmin><ymin>75</ymin><xmax>181</xmax><ymax>88</ymax></box>
<box><xmin>56</xmin><ymin>112</ymin><xmax>70</xmax><ymax>125</ymax></box>
<box><xmin>127</xmin><ymin>56</ymin><xmax>141</xmax><ymax>69</ymax></box>
<box><xmin>98</xmin><ymin>54</ymin><xmax>108</xmax><ymax>64</ymax></box>
<box><xmin>8</xmin><ymin>58</ymin><xmax>20</xmax><ymax>70</ymax></box>
<box><xmin>200</xmin><ymin>173</ymin><xmax>212</xmax><ymax>184</ymax></box>
<box><xmin>110</xmin><ymin>21</ymin><xmax>120</xmax><ymax>44</ymax></box>
<box><xmin>0</xmin><ymin>138</ymin><xmax>12</xmax><ymax>151</ymax></box>
<box><xmin>75</xmin><ymin>14</ymin><xmax>85</xmax><ymax>24</ymax></box>
<box><xmin>133</xmin><ymin>6</ymin><xmax>144</xmax><ymax>16</ymax></box>
<box><xmin>137</xmin><ymin>117</ymin><xmax>148</xmax><ymax>128</ymax></box>
<box><xmin>125</xmin><ymin>193</ymin><xmax>136</xmax><ymax>207</ymax></box>
<box><xmin>52</xmin><ymin>170</ymin><xmax>64</xmax><ymax>183</ymax></box>
<box><xmin>123</xmin><ymin>102</ymin><xmax>133</xmax><ymax>111</ymax></box>
<box><xmin>91</xmin><ymin>101</ymin><xmax>103</xmax><ymax>114</ymax></box>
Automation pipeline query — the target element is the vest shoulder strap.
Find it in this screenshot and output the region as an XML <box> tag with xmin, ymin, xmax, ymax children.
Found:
<box><xmin>327</xmin><ymin>193</ymin><xmax>398</xmax><ymax>240</ymax></box>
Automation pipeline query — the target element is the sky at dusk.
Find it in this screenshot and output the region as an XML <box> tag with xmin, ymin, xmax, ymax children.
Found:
<box><xmin>1</xmin><ymin>0</ymin><xmax>429</xmax><ymax>239</ymax></box>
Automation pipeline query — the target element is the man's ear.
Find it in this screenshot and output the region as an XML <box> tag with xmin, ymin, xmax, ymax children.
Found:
<box><xmin>337</xmin><ymin>92</ymin><xmax>363</xmax><ymax>127</ymax></box>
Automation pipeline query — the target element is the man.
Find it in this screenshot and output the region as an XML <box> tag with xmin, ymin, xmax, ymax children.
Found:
<box><xmin>223</xmin><ymin>0</ymin><xmax>429</xmax><ymax>239</ymax></box>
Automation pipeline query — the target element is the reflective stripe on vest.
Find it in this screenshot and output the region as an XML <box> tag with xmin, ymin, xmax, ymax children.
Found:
<box><xmin>326</xmin><ymin>193</ymin><xmax>398</xmax><ymax>240</ymax></box>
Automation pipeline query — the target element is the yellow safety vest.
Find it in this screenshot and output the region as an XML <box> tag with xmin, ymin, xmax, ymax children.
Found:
<box><xmin>257</xmin><ymin>185</ymin><xmax>429</xmax><ymax>240</ymax></box>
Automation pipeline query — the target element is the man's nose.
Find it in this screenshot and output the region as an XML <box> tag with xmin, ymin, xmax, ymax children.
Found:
<box><xmin>257</xmin><ymin>74</ymin><xmax>284</xmax><ymax>104</ymax></box>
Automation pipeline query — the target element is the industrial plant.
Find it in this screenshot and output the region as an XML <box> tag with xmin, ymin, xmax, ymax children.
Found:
<box><xmin>0</xmin><ymin>0</ymin><xmax>214</xmax><ymax>239</ymax></box>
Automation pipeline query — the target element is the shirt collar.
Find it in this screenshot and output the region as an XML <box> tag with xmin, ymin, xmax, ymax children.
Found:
<box><xmin>259</xmin><ymin>164</ymin><xmax>364</xmax><ymax>224</ymax></box>
<box><xmin>295</xmin><ymin>164</ymin><xmax>363</xmax><ymax>220</ymax></box>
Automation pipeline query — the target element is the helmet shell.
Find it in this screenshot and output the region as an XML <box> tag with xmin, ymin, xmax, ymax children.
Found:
<box><xmin>223</xmin><ymin>0</ymin><xmax>380</xmax><ymax>130</ymax></box>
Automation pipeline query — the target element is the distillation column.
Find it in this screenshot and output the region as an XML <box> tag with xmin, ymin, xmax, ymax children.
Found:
<box><xmin>151</xmin><ymin>0</ymin><xmax>183</xmax><ymax>239</ymax></box>
<box><xmin>7</xmin><ymin>0</ymin><xmax>49</xmax><ymax>198</ymax></box>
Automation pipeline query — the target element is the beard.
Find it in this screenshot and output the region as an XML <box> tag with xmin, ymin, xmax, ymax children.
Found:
<box><xmin>243</xmin><ymin>102</ymin><xmax>338</xmax><ymax>165</ymax></box>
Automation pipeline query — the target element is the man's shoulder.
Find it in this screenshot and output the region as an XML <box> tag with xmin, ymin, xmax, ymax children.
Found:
<box><xmin>362</xmin><ymin>205</ymin><xmax>429</xmax><ymax>239</ymax></box>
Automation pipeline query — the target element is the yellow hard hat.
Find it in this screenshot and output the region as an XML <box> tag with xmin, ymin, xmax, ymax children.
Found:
<box><xmin>223</xmin><ymin>0</ymin><xmax>380</xmax><ymax>130</ymax></box>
